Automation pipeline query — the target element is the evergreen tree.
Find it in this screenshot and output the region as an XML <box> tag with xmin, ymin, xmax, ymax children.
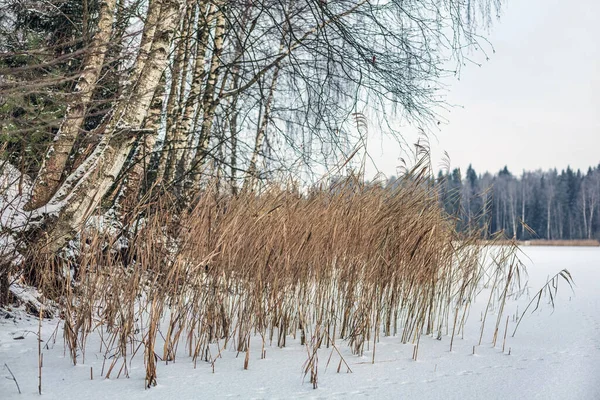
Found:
<box><xmin>434</xmin><ymin>164</ymin><xmax>600</xmax><ymax>240</ymax></box>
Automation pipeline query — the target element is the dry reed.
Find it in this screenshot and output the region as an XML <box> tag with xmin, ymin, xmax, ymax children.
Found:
<box><xmin>27</xmin><ymin>168</ymin><xmax>533</xmax><ymax>388</ymax></box>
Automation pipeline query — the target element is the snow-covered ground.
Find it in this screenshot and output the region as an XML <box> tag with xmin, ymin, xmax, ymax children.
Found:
<box><xmin>1</xmin><ymin>247</ymin><xmax>599</xmax><ymax>399</ymax></box>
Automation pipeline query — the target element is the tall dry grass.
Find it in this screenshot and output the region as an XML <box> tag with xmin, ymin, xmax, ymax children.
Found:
<box><xmin>27</xmin><ymin>168</ymin><xmax>529</xmax><ymax>388</ymax></box>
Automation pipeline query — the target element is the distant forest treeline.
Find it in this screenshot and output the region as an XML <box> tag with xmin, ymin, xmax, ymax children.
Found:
<box><xmin>433</xmin><ymin>164</ymin><xmax>600</xmax><ymax>240</ymax></box>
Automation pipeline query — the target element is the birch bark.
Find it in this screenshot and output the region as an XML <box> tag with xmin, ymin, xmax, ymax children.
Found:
<box><xmin>39</xmin><ymin>0</ymin><xmax>182</xmax><ymax>253</ymax></box>
<box><xmin>27</xmin><ymin>0</ymin><xmax>118</xmax><ymax>209</ymax></box>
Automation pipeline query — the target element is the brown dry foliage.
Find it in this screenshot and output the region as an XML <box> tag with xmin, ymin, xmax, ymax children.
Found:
<box><xmin>28</xmin><ymin>170</ymin><xmax>525</xmax><ymax>387</ymax></box>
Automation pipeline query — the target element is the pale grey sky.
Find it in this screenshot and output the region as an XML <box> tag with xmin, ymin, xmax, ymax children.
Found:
<box><xmin>366</xmin><ymin>0</ymin><xmax>600</xmax><ymax>177</ymax></box>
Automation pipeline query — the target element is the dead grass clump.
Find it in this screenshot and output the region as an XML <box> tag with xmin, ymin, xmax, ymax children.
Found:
<box><xmin>29</xmin><ymin>169</ymin><xmax>528</xmax><ymax>388</ymax></box>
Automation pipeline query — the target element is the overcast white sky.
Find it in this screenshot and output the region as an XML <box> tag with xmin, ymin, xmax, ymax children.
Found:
<box><xmin>365</xmin><ymin>0</ymin><xmax>600</xmax><ymax>178</ymax></box>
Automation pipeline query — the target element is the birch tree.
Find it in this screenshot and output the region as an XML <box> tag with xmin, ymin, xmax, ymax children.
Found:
<box><xmin>26</xmin><ymin>0</ymin><xmax>118</xmax><ymax>209</ymax></box>
<box><xmin>0</xmin><ymin>0</ymin><xmax>511</xmax><ymax>300</ymax></box>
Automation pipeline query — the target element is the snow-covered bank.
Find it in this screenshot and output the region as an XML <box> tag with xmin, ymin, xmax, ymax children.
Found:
<box><xmin>1</xmin><ymin>247</ymin><xmax>599</xmax><ymax>399</ymax></box>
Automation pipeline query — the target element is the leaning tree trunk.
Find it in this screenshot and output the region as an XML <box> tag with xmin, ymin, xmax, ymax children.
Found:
<box><xmin>131</xmin><ymin>0</ymin><xmax>163</xmax><ymax>82</ymax></box>
<box><xmin>27</xmin><ymin>0</ymin><xmax>118</xmax><ymax>210</ymax></box>
<box><xmin>114</xmin><ymin>72</ymin><xmax>167</xmax><ymax>213</ymax></box>
<box><xmin>35</xmin><ymin>0</ymin><xmax>182</xmax><ymax>255</ymax></box>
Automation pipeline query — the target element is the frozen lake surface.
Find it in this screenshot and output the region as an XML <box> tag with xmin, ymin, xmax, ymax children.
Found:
<box><xmin>1</xmin><ymin>247</ymin><xmax>599</xmax><ymax>399</ymax></box>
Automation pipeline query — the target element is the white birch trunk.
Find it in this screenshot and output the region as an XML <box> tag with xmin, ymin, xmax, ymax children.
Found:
<box><xmin>188</xmin><ymin>2</ymin><xmax>226</xmax><ymax>189</ymax></box>
<box><xmin>39</xmin><ymin>0</ymin><xmax>182</xmax><ymax>254</ymax></box>
<box><xmin>170</xmin><ymin>1</ymin><xmax>213</xmax><ymax>185</ymax></box>
<box><xmin>27</xmin><ymin>0</ymin><xmax>117</xmax><ymax>209</ymax></box>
